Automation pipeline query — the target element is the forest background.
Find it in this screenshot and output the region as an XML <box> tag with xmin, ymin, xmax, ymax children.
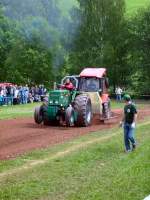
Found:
<box><xmin>0</xmin><ymin>0</ymin><xmax>150</xmax><ymax>96</ymax></box>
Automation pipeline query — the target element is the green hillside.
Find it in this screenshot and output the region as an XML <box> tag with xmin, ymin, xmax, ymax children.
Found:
<box><xmin>126</xmin><ymin>0</ymin><xmax>149</xmax><ymax>15</ymax></box>
<box><xmin>59</xmin><ymin>0</ymin><xmax>150</xmax><ymax>16</ymax></box>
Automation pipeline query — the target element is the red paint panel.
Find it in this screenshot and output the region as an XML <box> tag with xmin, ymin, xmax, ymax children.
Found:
<box><xmin>80</xmin><ymin>68</ymin><xmax>106</xmax><ymax>78</ymax></box>
<box><xmin>101</xmin><ymin>94</ymin><xmax>109</xmax><ymax>103</ymax></box>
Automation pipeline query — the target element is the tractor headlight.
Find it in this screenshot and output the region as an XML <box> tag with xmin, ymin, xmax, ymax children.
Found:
<box><xmin>55</xmin><ymin>100</ymin><xmax>59</xmax><ymax>104</ymax></box>
<box><xmin>49</xmin><ymin>100</ymin><xmax>53</xmax><ymax>104</ymax></box>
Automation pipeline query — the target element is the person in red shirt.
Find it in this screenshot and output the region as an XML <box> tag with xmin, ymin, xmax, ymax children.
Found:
<box><xmin>61</xmin><ymin>78</ymin><xmax>74</xmax><ymax>91</ymax></box>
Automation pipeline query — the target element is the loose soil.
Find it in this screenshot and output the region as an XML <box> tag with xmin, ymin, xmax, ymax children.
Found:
<box><xmin>0</xmin><ymin>108</ymin><xmax>150</xmax><ymax>160</ymax></box>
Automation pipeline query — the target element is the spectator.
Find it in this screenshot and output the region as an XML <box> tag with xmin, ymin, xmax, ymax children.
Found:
<box><xmin>19</xmin><ymin>86</ymin><xmax>25</xmax><ymax>104</ymax></box>
<box><xmin>30</xmin><ymin>86</ymin><xmax>35</xmax><ymax>97</ymax></box>
<box><xmin>2</xmin><ymin>86</ymin><xmax>7</xmax><ymax>105</ymax></box>
<box><xmin>28</xmin><ymin>93</ymin><xmax>34</xmax><ymax>103</ymax></box>
<box><xmin>24</xmin><ymin>85</ymin><xmax>29</xmax><ymax>104</ymax></box>
<box><xmin>115</xmin><ymin>86</ymin><xmax>123</xmax><ymax>101</ymax></box>
<box><xmin>34</xmin><ymin>85</ymin><xmax>39</xmax><ymax>95</ymax></box>
<box><xmin>39</xmin><ymin>85</ymin><xmax>47</xmax><ymax>101</ymax></box>
<box><xmin>13</xmin><ymin>86</ymin><xmax>20</xmax><ymax>105</ymax></box>
<box><xmin>0</xmin><ymin>87</ymin><xmax>3</xmax><ymax>105</ymax></box>
<box><xmin>6</xmin><ymin>85</ymin><xmax>13</xmax><ymax>105</ymax></box>
<box><xmin>0</xmin><ymin>83</ymin><xmax>47</xmax><ymax>105</ymax></box>
<box><xmin>33</xmin><ymin>85</ymin><xmax>40</xmax><ymax>102</ymax></box>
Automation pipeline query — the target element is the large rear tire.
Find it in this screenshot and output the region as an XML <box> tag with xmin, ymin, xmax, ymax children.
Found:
<box><xmin>34</xmin><ymin>106</ymin><xmax>43</xmax><ymax>124</ymax></box>
<box><xmin>74</xmin><ymin>94</ymin><xmax>92</xmax><ymax>127</ymax></box>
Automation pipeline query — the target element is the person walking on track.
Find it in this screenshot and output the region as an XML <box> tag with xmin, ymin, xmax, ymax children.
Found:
<box><xmin>120</xmin><ymin>94</ymin><xmax>138</xmax><ymax>152</ymax></box>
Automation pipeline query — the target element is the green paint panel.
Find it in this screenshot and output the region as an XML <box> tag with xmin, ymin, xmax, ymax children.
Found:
<box><xmin>48</xmin><ymin>90</ymin><xmax>71</xmax><ymax>107</ymax></box>
<box><xmin>47</xmin><ymin>90</ymin><xmax>72</xmax><ymax>120</ymax></box>
<box><xmin>47</xmin><ymin>106</ymin><xmax>59</xmax><ymax>121</ymax></box>
<box><xmin>47</xmin><ymin>90</ymin><xmax>82</xmax><ymax>121</ymax></box>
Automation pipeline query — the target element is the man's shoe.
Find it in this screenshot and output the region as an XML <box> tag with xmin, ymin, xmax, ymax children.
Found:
<box><xmin>125</xmin><ymin>149</ymin><xmax>131</xmax><ymax>153</ymax></box>
<box><xmin>132</xmin><ymin>143</ymin><xmax>136</xmax><ymax>151</ymax></box>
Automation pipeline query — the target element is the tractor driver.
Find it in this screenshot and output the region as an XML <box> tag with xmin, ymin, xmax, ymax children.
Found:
<box><xmin>61</xmin><ymin>78</ymin><xmax>75</xmax><ymax>91</ymax></box>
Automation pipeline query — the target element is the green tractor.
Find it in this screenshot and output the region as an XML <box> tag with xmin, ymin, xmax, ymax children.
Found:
<box><xmin>34</xmin><ymin>68</ymin><xmax>111</xmax><ymax>127</ymax></box>
<box><xmin>34</xmin><ymin>76</ymin><xmax>92</xmax><ymax>127</ymax></box>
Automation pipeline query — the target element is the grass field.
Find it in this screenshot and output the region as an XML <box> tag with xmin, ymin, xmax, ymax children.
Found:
<box><xmin>0</xmin><ymin>100</ymin><xmax>149</xmax><ymax>199</ymax></box>
<box><xmin>0</xmin><ymin>102</ymin><xmax>40</xmax><ymax>120</ymax></box>
<box><xmin>0</xmin><ymin>100</ymin><xmax>149</xmax><ymax>120</ymax></box>
<box><xmin>0</xmin><ymin>101</ymin><xmax>121</xmax><ymax>120</ymax></box>
<box><xmin>0</xmin><ymin>118</ymin><xmax>150</xmax><ymax>200</ymax></box>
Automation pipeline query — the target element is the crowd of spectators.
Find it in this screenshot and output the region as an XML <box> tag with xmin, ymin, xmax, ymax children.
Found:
<box><xmin>0</xmin><ymin>84</ymin><xmax>47</xmax><ymax>106</ymax></box>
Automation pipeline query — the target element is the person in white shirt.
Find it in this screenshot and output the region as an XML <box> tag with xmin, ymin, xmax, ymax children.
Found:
<box><xmin>115</xmin><ymin>86</ymin><xmax>123</xmax><ymax>101</ymax></box>
<box><xmin>1</xmin><ymin>86</ymin><xmax>7</xmax><ymax>105</ymax></box>
<box><xmin>14</xmin><ymin>87</ymin><xmax>19</xmax><ymax>98</ymax></box>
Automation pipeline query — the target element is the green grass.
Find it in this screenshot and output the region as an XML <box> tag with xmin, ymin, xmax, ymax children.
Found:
<box><xmin>0</xmin><ymin>100</ymin><xmax>149</xmax><ymax>120</ymax></box>
<box><xmin>111</xmin><ymin>99</ymin><xmax>150</xmax><ymax>109</ymax></box>
<box><xmin>0</xmin><ymin>119</ymin><xmax>150</xmax><ymax>200</ymax></box>
<box><xmin>126</xmin><ymin>0</ymin><xmax>150</xmax><ymax>16</ymax></box>
<box><xmin>0</xmin><ymin>103</ymin><xmax>40</xmax><ymax>120</ymax></box>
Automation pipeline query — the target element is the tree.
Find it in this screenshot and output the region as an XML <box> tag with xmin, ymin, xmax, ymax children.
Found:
<box><xmin>0</xmin><ymin>0</ymin><xmax>67</xmax><ymax>84</ymax></box>
<box><xmin>130</xmin><ymin>6</ymin><xmax>150</xmax><ymax>94</ymax></box>
<box><xmin>69</xmin><ymin>0</ymin><xmax>132</xmax><ymax>89</ymax></box>
<box><xmin>0</xmin><ymin>7</ymin><xmax>14</xmax><ymax>81</ymax></box>
<box><xmin>5</xmin><ymin>36</ymin><xmax>53</xmax><ymax>86</ymax></box>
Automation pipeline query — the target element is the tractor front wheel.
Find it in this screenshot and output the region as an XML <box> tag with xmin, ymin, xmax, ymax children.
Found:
<box><xmin>65</xmin><ymin>106</ymin><xmax>75</xmax><ymax>127</ymax></box>
<box><xmin>34</xmin><ymin>106</ymin><xmax>43</xmax><ymax>124</ymax></box>
<box><xmin>41</xmin><ymin>105</ymin><xmax>50</xmax><ymax>125</ymax></box>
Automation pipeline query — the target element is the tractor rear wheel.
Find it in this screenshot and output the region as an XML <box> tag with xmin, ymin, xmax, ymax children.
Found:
<box><xmin>74</xmin><ymin>94</ymin><xmax>92</xmax><ymax>127</ymax></box>
<box><xmin>34</xmin><ymin>106</ymin><xmax>43</xmax><ymax>124</ymax></box>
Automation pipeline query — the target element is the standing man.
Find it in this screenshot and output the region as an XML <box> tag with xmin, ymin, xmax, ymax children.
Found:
<box><xmin>24</xmin><ymin>85</ymin><xmax>29</xmax><ymax>104</ymax></box>
<box><xmin>120</xmin><ymin>94</ymin><xmax>137</xmax><ymax>152</ymax></box>
<box><xmin>115</xmin><ymin>86</ymin><xmax>123</xmax><ymax>101</ymax></box>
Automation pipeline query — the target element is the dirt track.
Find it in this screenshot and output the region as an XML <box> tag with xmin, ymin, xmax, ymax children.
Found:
<box><xmin>0</xmin><ymin>108</ymin><xmax>150</xmax><ymax>160</ymax></box>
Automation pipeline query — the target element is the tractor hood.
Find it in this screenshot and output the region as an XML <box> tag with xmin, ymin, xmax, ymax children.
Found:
<box><xmin>48</xmin><ymin>90</ymin><xmax>71</xmax><ymax>107</ymax></box>
<box><xmin>49</xmin><ymin>90</ymin><xmax>70</xmax><ymax>97</ymax></box>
